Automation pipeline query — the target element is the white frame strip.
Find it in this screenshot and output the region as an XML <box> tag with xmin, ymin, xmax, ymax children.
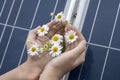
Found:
<box><xmin>63</xmin><ymin>0</ymin><xmax>90</xmax><ymax>80</ymax></box>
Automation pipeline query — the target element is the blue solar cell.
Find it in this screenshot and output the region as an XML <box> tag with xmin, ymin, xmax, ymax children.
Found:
<box><xmin>32</xmin><ymin>0</ymin><xmax>56</xmax><ymax>29</ymax></box>
<box><xmin>7</xmin><ymin>0</ymin><xmax>22</xmax><ymax>25</ymax></box>
<box><xmin>32</xmin><ymin>0</ymin><xmax>67</xmax><ymax>29</ymax></box>
<box><xmin>0</xmin><ymin>25</ymin><xmax>3</xmax><ymax>37</ymax></box>
<box><xmin>0</xmin><ymin>0</ymin><xmax>14</xmax><ymax>23</ymax></box>
<box><xmin>111</xmin><ymin>11</ymin><xmax>120</xmax><ymax>49</ymax></box>
<box><xmin>0</xmin><ymin>26</ymin><xmax>12</xmax><ymax>72</ymax></box>
<box><xmin>54</xmin><ymin>0</ymin><xmax>67</xmax><ymax>15</ymax></box>
<box><xmin>90</xmin><ymin>0</ymin><xmax>119</xmax><ymax>46</ymax></box>
<box><xmin>79</xmin><ymin>0</ymin><xmax>120</xmax><ymax>80</ymax></box>
<box><xmin>68</xmin><ymin>65</ymin><xmax>82</xmax><ymax>80</ymax></box>
<box><xmin>15</xmin><ymin>0</ymin><xmax>39</xmax><ymax>29</ymax></box>
<box><xmin>80</xmin><ymin>45</ymin><xmax>107</xmax><ymax>80</ymax></box>
<box><xmin>0</xmin><ymin>0</ymin><xmax>4</xmax><ymax>13</ymax></box>
<box><xmin>82</xmin><ymin>0</ymin><xmax>99</xmax><ymax>41</ymax></box>
<box><xmin>0</xmin><ymin>28</ymin><xmax>28</xmax><ymax>74</ymax></box>
<box><xmin>102</xmin><ymin>50</ymin><xmax>120</xmax><ymax>80</ymax></box>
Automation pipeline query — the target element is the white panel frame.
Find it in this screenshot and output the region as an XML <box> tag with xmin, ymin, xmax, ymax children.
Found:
<box><xmin>63</xmin><ymin>0</ymin><xmax>90</xmax><ymax>80</ymax></box>
<box><xmin>64</xmin><ymin>0</ymin><xmax>90</xmax><ymax>31</ymax></box>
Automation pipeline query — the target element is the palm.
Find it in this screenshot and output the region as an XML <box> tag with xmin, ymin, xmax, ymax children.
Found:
<box><xmin>26</xmin><ymin>20</ymin><xmax>66</xmax><ymax>68</ymax></box>
<box><xmin>45</xmin><ymin>24</ymin><xmax>86</xmax><ymax>75</ymax></box>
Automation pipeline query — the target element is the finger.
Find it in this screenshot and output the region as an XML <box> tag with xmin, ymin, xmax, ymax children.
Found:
<box><xmin>26</xmin><ymin>30</ymin><xmax>37</xmax><ymax>49</ymax></box>
<box><xmin>31</xmin><ymin>20</ymin><xmax>58</xmax><ymax>36</ymax></box>
<box><xmin>52</xmin><ymin>41</ymin><xmax>86</xmax><ymax>67</ymax></box>
<box><xmin>27</xmin><ymin>30</ymin><xmax>36</xmax><ymax>42</ymax></box>
<box><xmin>75</xmin><ymin>31</ymin><xmax>85</xmax><ymax>42</ymax></box>
<box><xmin>65</xmin><ymin>36</ymin><xmax>80</xmax><ymax>52</ymax></box>
<box><xmin>63</xmin><ymin>40</ymin><xmax>86</xmax><ymax>59</ymax></box>
<box><xmin>31</xmin><ymin>26</ymin><xmax>41</xmax><ymax>35</ymax></box>
<box><xmin>37</xmin><ymin>28</ymin><xmax>64</xmax><ymax>46</ymax></box>
<box><xmin>70</xmin><ymin>40</ymin><xmax>86</xmax><ymax>57</ymax></box>
<box><xmin>65</xmin><ymin>24</ymin><xmax>85</xmax><ymax>41</ymax></box>
<box><xmin>30</xmin><ymin>21</ymin><xmax>57</xmax><ymax>43</ymax></box>
<box><xmin>47</xmin><ymin>22</ymin><xmax>65</xmax><ymax>38</ymax></box>
<box><xmin>64</xmin><ymin>24</ymin><xmax>73</xmax><ymax>51</ymax></box>
<box><xmin>65</xmin><ymin>44</ymin><xmax>71</xmax><ymax>51</ymax></box>
<box><xmin>64</xmin><ymin>24</ymin><xmax>79</xmax><ymax>51</ymax></box>
<box><xmin>72</xmin><ymin>26</ymin><xmax>85</xmax><ymax>41</ymax></box>
<box><xmin>47</xmin><ymin>20</ymin><xmax>67</xmax><ymax>31</ymax></box>
<box><xmin>47</xmin><ymin>20</ymin><xmax>58</xmax><ymax>27</ymax></box>
<box><xmin>74</xmin><ymin>51</ymin><xmax>86</xmax><ymax>66</ymax></box>
<box><xmin>65</xmin><ymin>24</ymin><xmax>86</xmax><ymax>51</ymax></box>
<box><xmin>70</xmin><ymin>40</ymin><xmax>79</xmax><ymax>50</ymax></box>
<box><xmin>55</xmin><ymin>28</ymin><xmax>64</xmax><ymax>35</ymax></box>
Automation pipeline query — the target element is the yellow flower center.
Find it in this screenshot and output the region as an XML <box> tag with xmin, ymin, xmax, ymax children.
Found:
<box><xmin>57</xmin><ymin>14</ymin><xmax>62</xmax><ymax>19</ymax></box>
<box><xmin>40</xmin><ymin>27</ymin><xmax>45</xmax><ymax>32</ymax></box>
<box><xmin>69</xmin><ymin>34</ymin><xmax>74</xmax><ymax>40</ymax></box>
<box><xmin>52</xmin><ymin>46</ymin><xmax>58</xmax><ymax>52</ymax></box>
<box><xmin>31</xmin><ymin>47</ymin><xmax>36</xmax><ymax>52</ymax></box>
<box><xmin>53</xmin><ymin>35</ymin><xmax>59</xmax><ymax>41</ymax></box>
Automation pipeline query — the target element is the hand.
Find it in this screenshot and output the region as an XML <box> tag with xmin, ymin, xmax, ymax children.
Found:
<box><xmin>0</xmin><ymin>21</ymin><xmax>67</xmax><ymax>80</ymax></box>
<box><xmin>40</xmin><ymin>24</ymin><xmax>86</xmax><ymax>80</ymax></box>
<box><xmin>25</xmin><ymin>20</ymin><xmax>67</xmax><ymax>79</ymax></box>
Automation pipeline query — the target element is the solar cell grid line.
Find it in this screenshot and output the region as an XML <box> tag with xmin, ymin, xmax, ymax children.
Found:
<box><xmin>77</xmin><ymin>0</ymin><xmax>102</xmax><ymax>79</ymax></box>
<box><xmin>0</xmin><ymin>22</ymin><xmax>30</xmax><ymax>31</ymax></box>
<box><xmin>0</xmin><ymin>0</ymin><xmax>24</xmax><ymax>70</ymax></box>
<box><xmin>0</xmin><ymin>0</ymin><xmax>7</xmax><ymax>17</ymax></box>
<box><xmin>13</xmin><ymin>0</ymin><xmax>24</xmax><ymax>26</ymax></box>
<box><xmin>0</xmin><ymin>0</ymin><xmax>16</xmax><ymax>69</ymax></box>
<box><xmin>0</xmin><ymin>0</ymin><xmax>15</xmax><ymax>44</ymax></box>
<box><xmin>51</xmin><ymin>0</ymin><xmax>59</xmax><ymax>21</ymax></box>
<box><xmin>110</xmin><ymin>47</ymin><xmax>120</xmax><ymax>52</ymax></box>
<box><xmin>87</xmin><ymin>42</ymin><xmax>109</xmax><ymax>49</ymax></box>
<box><xmin>100</xmin><ymin>3</ymin><xmax>120</xmax><ymax>80</ymax></box>
<box><xmin>87</xmin><ymin>42</ymin><xmax>120</xmax><ymax>52</ymax></box>
<box><xmin>17</xmin><ymin>0</ymin><xmax>42</xmax><ymax>66</ymax></box>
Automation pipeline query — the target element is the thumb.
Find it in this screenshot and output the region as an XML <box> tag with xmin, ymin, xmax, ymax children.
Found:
<box><xmin>72</xmin><ymin>40</ymin><xmax>86</xmax><ymax>56</ymax></box>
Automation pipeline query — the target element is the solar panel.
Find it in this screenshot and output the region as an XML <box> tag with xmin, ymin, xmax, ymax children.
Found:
<box><xmin>0</xmin><ymin>0</ymin><xmax>67</xmax><ymax>75</ymax></box>
<box><xmin>68</xmin><ymin>0</ymin><xmax>120</xmax><ymax>80</ymax></box>
<box><xmin>1</xmin><ymin>0</ymin><xmax>120</xmax><ymax>80</ymax></box>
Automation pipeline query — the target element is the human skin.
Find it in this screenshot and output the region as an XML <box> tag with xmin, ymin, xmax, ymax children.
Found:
<box><xmin>0</xmin><ymin>20</ymin><xmax>66</xmax><ymax>80</ymax></box>
<box><xmin>39</xmin><ymin>24</ymin><xmax>86</xmax><ymax>80</ymax></box>
<box><xmin>0</xmin><ymin>21</ymin><xmax>86</xmax><ymax>80</ymax></box>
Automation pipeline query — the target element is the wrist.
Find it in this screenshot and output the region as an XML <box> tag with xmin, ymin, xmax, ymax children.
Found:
<box><xmin>25</xmin><ymin>59</ymin><xmax>43</xmax><ymax>72</ymax></box>
<box><xmin>40</xmin><ymin>66</ymin><xmax>62</xmax><ymax>80</ymax></box>
<box><xmin>18</xmin><ymin>61</ymin><xmax>42</xmax><ymax>80</ymax></box>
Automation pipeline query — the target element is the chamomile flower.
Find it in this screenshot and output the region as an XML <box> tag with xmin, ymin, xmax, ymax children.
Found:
<box><xmin>50</xmin><ymin>12</ymin><xmax>54</xmax><ymax>16</ymax></box>
<box><xmin>27</xmin><ymin>43</ymin><xmax>40</xmax><ymax>56</ymax></box>
<box><xmin>50</xmin><ymin>44</ymin><xmax>63</xmax><ymax>57</ymax></box>
<box><xmin>65</xmin><ymin>30</ymin><xmax>78</xmax><ymax>44</ymax></box>
<box><xmin>51</xmin><ymin>34</ymin><xmax>63</xmax><ymax>44</ymax></box>
<box><xmin>55</xmin><ymin>12</ymin><xmax>65</xmax><ymax>21</ymax></box>
<box><xmin>37</xmin><ymin>25</ymin><xmax>49</xmax><ymax>36</ymax></box>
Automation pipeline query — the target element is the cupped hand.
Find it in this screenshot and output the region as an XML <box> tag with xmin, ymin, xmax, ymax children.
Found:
<box><xmin>40</xmin><ymin>24</ymin><xmax>86</xmax><ymax>80</ymax></box>
<box><xmin>25</xmin><ymin>20</ymin><xmax>66</xmax><ymax>79</ymax></box>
